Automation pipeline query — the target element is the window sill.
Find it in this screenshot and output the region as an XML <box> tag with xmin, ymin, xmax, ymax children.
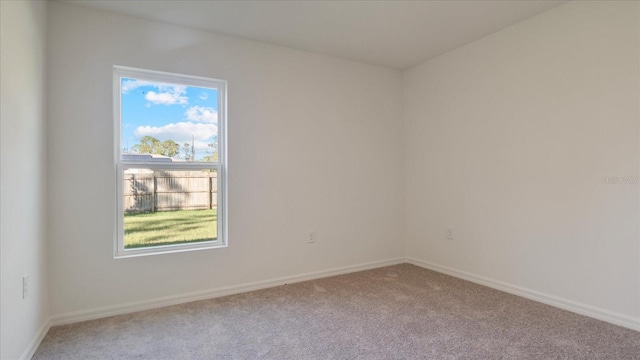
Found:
<box><xmin>114</xmin><ymin>241</ymin><xmax>227</xmax><ymax>259</ymax></box>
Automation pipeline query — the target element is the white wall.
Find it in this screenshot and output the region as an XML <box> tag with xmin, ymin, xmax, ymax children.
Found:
<box><xmin>0</xmin><ymin>1</ymin><xmax>50</xmax><ymax>359</ymax></box>
<box><xmin>46</xmin><ymin>2</ymin><xmax>404</xmax><ymax>318</ymax></box>
<box><xmin>404</xmin><ymin>0</ymin><xmax>640</xmax><ymax>324</ymax></box>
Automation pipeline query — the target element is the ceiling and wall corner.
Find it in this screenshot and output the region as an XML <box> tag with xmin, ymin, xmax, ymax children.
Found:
<box><xmin>60</xmin><ymin>0</ymin><xmax>566</xmax><ymax>70</ymax></box>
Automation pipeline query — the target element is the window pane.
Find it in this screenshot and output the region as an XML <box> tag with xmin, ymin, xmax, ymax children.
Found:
<box><xmin>120</xmin><ymin>78</ymin><xmax>219</xmax><ymax>162</ymax></box>
<box><xmin>123</xmin><ymin>168</ymin><xmax>218</xmax><ymax>249</ymax></box>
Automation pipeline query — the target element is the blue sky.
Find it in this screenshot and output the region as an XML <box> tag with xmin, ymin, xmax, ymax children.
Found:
<box><xmin>121</xmin><ymin>77</ymin><xmax>218</xmax><ymax>160</ymax></box>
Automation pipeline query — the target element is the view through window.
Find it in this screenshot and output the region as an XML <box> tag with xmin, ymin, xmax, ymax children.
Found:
<box><xmin>114</xmin><ymin>66</ymin><xmax>226</xmax><ymax>257</ymax></box>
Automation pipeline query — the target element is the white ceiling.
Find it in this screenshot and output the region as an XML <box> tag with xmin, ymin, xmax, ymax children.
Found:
<box><xmin>65</xmin><ymin>0</ymin><xmax>566</xmax><ymax>70</ymax></box>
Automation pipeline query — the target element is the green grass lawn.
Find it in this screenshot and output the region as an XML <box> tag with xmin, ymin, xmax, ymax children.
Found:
<box><xmin>124</xmin><ymin>209</ymin><xmax>217</xmax><ymax>249</ymax></box>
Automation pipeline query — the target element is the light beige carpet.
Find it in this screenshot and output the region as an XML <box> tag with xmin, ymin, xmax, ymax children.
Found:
<box><xmin>34</xmin><ymin>264</ymin><xmax>640</xmax><ymax>359</ymax></box>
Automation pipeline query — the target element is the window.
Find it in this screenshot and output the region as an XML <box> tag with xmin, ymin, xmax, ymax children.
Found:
<box><xmin>113</xmin><ymin>66</ymin><xmax>227</xmax><ymax>257</ymax></box>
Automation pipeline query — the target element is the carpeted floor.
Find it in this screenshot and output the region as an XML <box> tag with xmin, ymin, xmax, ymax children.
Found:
<box><xmin>34</xmin><ymin>264</ymin><xmax>640</xmax><ymax>359</ymax></box>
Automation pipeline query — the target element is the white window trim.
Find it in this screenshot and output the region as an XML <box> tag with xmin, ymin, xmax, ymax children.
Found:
<box><xmin>113</xmin><ymin>66</ymin><xmax>228</xmax><ymax>258</ymax></box>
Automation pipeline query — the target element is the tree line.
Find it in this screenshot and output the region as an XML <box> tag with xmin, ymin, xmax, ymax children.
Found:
<box><xmin>130</xmin><ymin>135</ymin><xmax>217</xmax><ymax>162</ymax></box>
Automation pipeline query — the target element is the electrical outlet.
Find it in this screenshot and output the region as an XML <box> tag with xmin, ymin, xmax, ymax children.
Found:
<box><xmin>308</xmin><ymin>230</ymin><xmax>316</xmax><ymax>244</ymax></box>
<box><xmin>22</xmin><ymin>275</ymin><xmax>29</xmax><ymax>299</ymax></box>
<box><xmin>446</xmin><ymin>228</ymin><xmax>453</xmax><ymax>240</ymax></box>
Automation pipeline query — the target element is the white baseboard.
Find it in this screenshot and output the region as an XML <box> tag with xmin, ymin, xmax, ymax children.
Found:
<box><xmin>51</xmin><ymin>257</ymin><xmax>405</xmax><ymax>326</ymax></box>
<box><xmin>20</xmin><ymin>318</ymin><xmax>51</xmax><ymax>360</ymax></box>
<box><xmin>48</xmin><ymin>256</ymin><xmax>640</xmax><ymax>333</ymax></box>
<box><xmin>406</xmin><ymin>257</ymin><xmax>640</xmax><ymax>332</ymax></box>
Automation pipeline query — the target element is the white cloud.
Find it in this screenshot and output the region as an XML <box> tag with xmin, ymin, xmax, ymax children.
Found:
<box><xmin>145</xmin><ymin>86</ymin><xmax>188</xmax><ymax>105</ymax></box>
<box><xmin>185</xmin><ymin>106</ymin><xmax>217</xmax><ymax>123</ymax></box>
<box><xmin>145</xmin><ymin>91</ymin><xmax>188</xmax><ymax>105</ymax></box>
<box><xmin>121</xmin><ymin>79</ymin><xmax>157</xmax><ymax>94</ymax></box>
<box><xmin>122</xmin><ymin>79</ymin><xmax>189</xmax><ymax>105</ymax></box>
<box><xmin>134</xmin><ymin>122</ymin><xmax>217</xmax><ymax>146</ymax></box>
<box><xmin>199</xmin><ymin>93</ymin><xmax>208</xmax><ymax>100</ymax></box>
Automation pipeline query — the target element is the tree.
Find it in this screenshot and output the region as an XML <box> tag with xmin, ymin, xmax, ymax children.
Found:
<box><xmin>182</xmin><ymin>143</ymin><xmax>193</xmax><ymax>161</ymax></box>
<box><xmin>161</xmin><ymin>140</ymin><xmax>179</xmax><ymax>157</ymax></box>
<box><xmin>202</xmin><ymin>141</ymin><xmax>219</xmax><ymax>162</ymax></box>
<box><xmin>132</xmin><ymin>136</ymin><xmax>159</xmax><ymax>155</ymax></box>
<box><xmin>132</xmin><ymin>136</ymin><xmax>179</xmax><ymax>157</ymax></box>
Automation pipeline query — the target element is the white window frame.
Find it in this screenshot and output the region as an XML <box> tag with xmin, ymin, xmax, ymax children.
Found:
<box><xmin>113</xmin><ymin>66</ymin><xmax>227</xmax><ymax>258</ymax></box>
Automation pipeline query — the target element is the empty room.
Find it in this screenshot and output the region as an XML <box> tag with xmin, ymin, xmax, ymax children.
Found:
<box><xmin>1</xmin><ymin>0</ymin><xmax>639</xmax><ymax>359</ymax></box>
